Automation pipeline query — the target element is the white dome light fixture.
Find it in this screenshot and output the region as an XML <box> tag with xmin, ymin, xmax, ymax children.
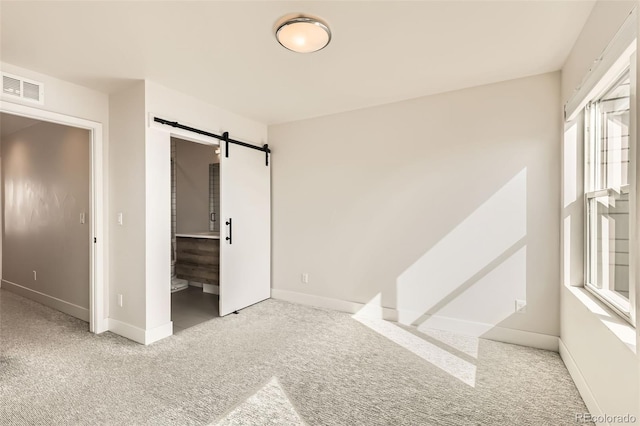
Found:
<box><xmin>275</xmin><ymin>15</ymin><xmax>331</xmax><ymax>53</ymax></box>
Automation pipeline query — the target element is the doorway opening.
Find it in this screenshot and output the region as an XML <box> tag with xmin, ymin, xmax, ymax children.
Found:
<box><xmin>171</xmin><ymin>136</ymin><xmax>221</xmax><ymax>333</ymax></box>
<box><xmin>0</xmin><ymin>103</ymin><xmax>105</xmax><ymax>333</ymax></box>
<box><xmin>150</xmin><ymin>114</ymin><xmax>271</xmax><ymax>336</ymax></box>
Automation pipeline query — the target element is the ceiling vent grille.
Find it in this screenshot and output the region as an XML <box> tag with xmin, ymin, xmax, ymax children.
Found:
<box><xmin>2</xmin><ymin>72</ymin><xmax>44</xmax><ymax>104</ymax></box>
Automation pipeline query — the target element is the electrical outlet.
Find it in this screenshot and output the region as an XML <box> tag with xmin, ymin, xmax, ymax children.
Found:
<box><xmin>515</xmin><ymin>299</ymin><xmax>527</xmax><ymax>314</ymax></box>
<box><xmin>33</xmin><ymin>270</ymin><xmax>37</xmax><ymax>281</ymax></box>
<box><xmin>118</xmin><ymin>294</ymin><xmax>123</xmax><ymax>308</ymax></box>
<box><xmin>301</xmin><ymin>273</ymin><xmax>309</xmax><ymax>284</ymax></box>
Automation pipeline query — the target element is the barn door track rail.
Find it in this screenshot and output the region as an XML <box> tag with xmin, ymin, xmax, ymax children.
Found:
<box><xmin>153</xmin><ymin>117</ymin><xmax>270</xmax><ymax>166</ymax></box>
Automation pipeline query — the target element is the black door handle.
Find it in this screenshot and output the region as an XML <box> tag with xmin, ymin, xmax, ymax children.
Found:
<box><xmin>226</xmin><ymin>218</ymin><xmax>232</xmax><ymax>244</ymax></box>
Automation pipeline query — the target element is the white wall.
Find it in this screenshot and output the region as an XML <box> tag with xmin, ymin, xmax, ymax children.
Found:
<box><xmin>144</xmin><ymin>80</ymin><xmax>267</xmax><ymax>334</ymax></box>
<box><xmin>0</xmin><ymin>62</ymin><xmax>110</xmax><ymax>125</ymax></box>
<box><xmin>562</xmin><ymin>1</ymin><xmax>637</xmax><ymax>106</ymax></box>
<box><xmin>560</xmin><ymin>1</ymin><xmax>639</xmax><ymax>421</ymax></box>
<box><xmin>145</xmin><ymin>125</ymin><xmax>171</xmax><ymax>335</ymax></box>
<box><xmin>108</xmin><ymin>81</ymin><xmax>147</xmax><ymax>330</ymax></box>
<box><xmin>269</xmin><ymin>72</ymin><xmax>561</xmax><ymax>348</ymax></box>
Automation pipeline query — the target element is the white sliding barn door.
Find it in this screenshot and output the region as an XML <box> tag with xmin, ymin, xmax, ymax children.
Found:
<box><xmin>219</xmin><ymin>140</ymin><xmax>271</xmax><ymax>316</ymax></box>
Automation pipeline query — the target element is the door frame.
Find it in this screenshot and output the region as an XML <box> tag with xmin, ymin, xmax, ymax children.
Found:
<box><xmin>148</xmin><ymin>113</ymin><xmax>220</xmax><ymax>327</ymax></box>
<box><xmin>0</xmin><ymin>100</ymin><xmax>106</xmax><ymax>333</ymax></box>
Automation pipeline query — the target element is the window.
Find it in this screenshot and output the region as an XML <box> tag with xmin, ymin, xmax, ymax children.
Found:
<box><xmin>584</xmin><ymin>67</ymin><xmax>634</xmax><ymax>321</ymax></box>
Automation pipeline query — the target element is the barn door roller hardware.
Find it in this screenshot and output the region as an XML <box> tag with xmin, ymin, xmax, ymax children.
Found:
<box><xmin>153</xmin><ymin>117</ymin><xmax>270</xmax><ymax>166</ymax></box>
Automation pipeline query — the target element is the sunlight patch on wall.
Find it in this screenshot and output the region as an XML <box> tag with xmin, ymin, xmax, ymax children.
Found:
<box><xmin>566</xmin><ymin>287</ymin><xmax>636</xmax><ymax>352</ymax></box>
<box><xmin>396</xmin><ymin>169</ymin><xmax>527</xmax><ymax>326</ymax></box>
<box><xmin>600</xmin><ymin>319</ymin><xmax>636</xmax><ymax>351</ymax></box>
<box><xmin>563</xmin><ymin>215</ymin><xmax>571</xmax><ymax>286</ymax></box>
<box><xmin>418</xmin><ymin>246</ymin><xmax>526</xmax><ymax>329</ymax></box>
<box><xmin>564</xmin><ymin>122</ymin><xmax>578</xmax><ymax>208</ymax></box>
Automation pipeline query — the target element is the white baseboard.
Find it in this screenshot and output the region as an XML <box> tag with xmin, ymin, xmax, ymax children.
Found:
<box><xmin>145</xmin><ymin>321</ymin><xmax>173</xmax><ymax>345</ymax></box>
<box><xmin>93</xmin><ymin>318</ymin><xmax>109</xmax><ymax>334</ymax></box>
<box><xmin>1</xmin><ymin>279</ymin><xmax>89</xmax><ymax>322</ymax></box>
<box><xmin>271</xmin><ymin>288</ymin><xmax>559</xmax><ymax>351</ymax></box>
<box><xmin>107</xmin><ymin>318</ymin><xmax>146</xmax><ymax>344</ymax></box>
<box><xmin>271</xmin><ymin>288</ymin><xmax>363</xmax><ymax>314</ymax></box>
<box><xmin>419</xmin><ymin>314</ymin><xmax>559</xmax><ymax>352</ymax></box>
<box><xmin>559</xmin><ymin>339</ymin><xmax>605</xmax><ymax>425</ymax></box>
<box><xmin>482</xmin><ymin>326</ymin><xmax>558</xmax><ymax>351</ymax></box>
<box><xmin>107</xmin><ymin>318</ymin><xmax>173</xmax><ymax>345</ymax></box>
<box><xmin>203</xmin><ymin>284</ymin><xmax>219</xmax><ymax>295</ymax></box>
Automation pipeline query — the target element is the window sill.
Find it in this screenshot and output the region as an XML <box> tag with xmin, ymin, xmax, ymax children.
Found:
<box><xmin>584</xmin><ymin>284</ymin><xmax>632</xmax><ymax>323</ymax></box>
<box><xmin>566</xmin><ymin>285</ymin><xmax>636</xmax><ymax>354</ymax></box>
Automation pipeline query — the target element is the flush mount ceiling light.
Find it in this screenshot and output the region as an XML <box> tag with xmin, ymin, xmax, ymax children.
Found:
<box><xmin>275</xmin><ymin>15</ymin><xmax>331</xmax><ymax>53</ymax></box>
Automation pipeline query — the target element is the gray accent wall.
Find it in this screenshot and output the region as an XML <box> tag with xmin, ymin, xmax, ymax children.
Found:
<box><xmin>174</xmin><ymin>138</ymin><xmax>217</xmax><ymax>234</ymax></box>
<box><xmin>1</xmin><ymin>119</ymin><xmax>90</xmax><ymax>319</ymax></box>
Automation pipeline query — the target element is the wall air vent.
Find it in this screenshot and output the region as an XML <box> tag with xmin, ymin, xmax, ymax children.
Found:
<box><xmin>1</xmin><ymin>72</ymin><xmax>44</xmax><ymax>104</ymax></box>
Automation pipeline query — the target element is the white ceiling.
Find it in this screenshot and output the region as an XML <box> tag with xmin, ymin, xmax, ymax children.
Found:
<box><xmin>0</xmin><ymin>1</ymin><xmax>595</xmax><ymax>125</ymax></box>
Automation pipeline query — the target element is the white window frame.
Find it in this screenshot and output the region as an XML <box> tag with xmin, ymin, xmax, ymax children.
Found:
<box><xmin>583</xmin><ymin>58</ymin><xmax>637</xmax><ymax>326</ymax></box>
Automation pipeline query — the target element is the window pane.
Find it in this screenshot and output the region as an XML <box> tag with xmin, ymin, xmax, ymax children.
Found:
<box><xmin>596</xmin><ymin>71</ymin><xmax>630</xmax><ymax>190</ymax></box>
<box><xmin>587</xmin><ymin>191</ymin><xmax>629</xmax><ymax>301</ymax></box>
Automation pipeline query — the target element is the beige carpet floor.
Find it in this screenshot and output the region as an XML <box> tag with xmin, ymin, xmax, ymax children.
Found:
<box><xmin>0</xmin><ymin>289</ymin><xmax>591</xmax><ymax>425</ymax></box>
